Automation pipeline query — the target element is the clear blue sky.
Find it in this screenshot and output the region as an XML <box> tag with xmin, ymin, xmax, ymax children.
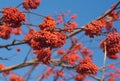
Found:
<box><xmin>0</xmin><ymin>0</ymin><xmax>119</xmax><ymax>81</ymax></box>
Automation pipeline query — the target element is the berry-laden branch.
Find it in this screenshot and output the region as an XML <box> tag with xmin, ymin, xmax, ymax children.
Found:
<box><xmin>66</xmin><ymin>0</ymin><xmax>120</xmax><ymax>38</ymax></box>
<box><xmin>0</xmin><ymin>0</ymin><xmax>120</xmax><ymax>81</ymax></box>
<box><xmin>0</xmin><ymin>0</ymin><xmax>119</xmax><ymax>49</ymax></box>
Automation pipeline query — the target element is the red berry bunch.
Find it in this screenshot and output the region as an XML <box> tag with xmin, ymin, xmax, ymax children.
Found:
<box><xmin>2</xmin><ymin>7</ymin><xmax>26</xmax><ymax>28</ymax></box>
<box><xmin>32</xmin><ymin>30</ymin><xmax>66</xmax><ymax>49</ymax></box>
<box><xmin>100</xmin><ymin>29</ymin><xmax>120</xmax><ymax>59</ymax></box>
<box><xmin>23</xmin><ymin>0</ymin><xmax>40</xmax><ymax>10</ymax></box>
<box><xmin>34</xmin><ymin>49</ymin><xmax>51</xmax><ymax>64</ymax></box>
<box><xmin>75</xmin><ymin>58</ymin><xmax>98</xmax><ymax>75</ymax></box>
<box><xmin>84</xmin><ymin>19</ymin><xmax>106</xmax><ymax>38</ymax></box>
<box><xmin>39</xmin><ymin>15</ymin><xmax>56</xmax><ymax>31</ymax></box>
<box><xmin>25</xmin><ymin>16</ymin><xmax>66</xmax><ymax>64</ymax></box>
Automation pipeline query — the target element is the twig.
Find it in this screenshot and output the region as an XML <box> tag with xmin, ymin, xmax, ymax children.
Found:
<box><xmin>16</xmin><ymin>3</ymin><xmax>22</xmax><ymax>8</ymax></box>
<box><xmin>25</xmin><ymin>65</ymin><xmax>38</xmax><ymax>81</ymax></box>
<box><xmin>36</xmin><ymin>74</ymin><xmax>44</xmax><ymax>81</ymax></box>
<box><xmin>0</xmin><ymin>38</ymin><xmax>31</xmax><ymax>48</ymax></box>
<box><xmin>101</xmin><ymin>42</ymin><xmax>107</xmax><ymax>81</ymax></box>
<box><xmin>23</xmin><ymin>48</ymin><xmax>32</xmax><ymax>62</ymax></box>
<box><xmin>22</xmin><ymin>23</ymin><xmax>39</xmax><ymax>27</ymax></box>
<box><xmin>66</xmin><ymin>26</ymin><xmax>84</xmax><ymax>38</ymax></box>
<box><xmin>99</xmin><ymin>61</ymin><xmax>120</xmax><ymax>71</ymax></box>
<box><xmin>23</xmin><ymin>11</ymin><xmax>45</xmax><ymax>18</ymax></box>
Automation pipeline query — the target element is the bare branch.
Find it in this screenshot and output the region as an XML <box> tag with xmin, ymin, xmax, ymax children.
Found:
<box><xmin>0</xmin><ymin>38</ymin><xmax>31</xmax><ymax>48</ymax></box>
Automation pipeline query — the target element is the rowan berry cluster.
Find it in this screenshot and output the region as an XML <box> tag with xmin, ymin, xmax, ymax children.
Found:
<box><xmin>32</xmin><ymin>30</ymin><xmax>66</xmax><ymax>49</ymax></box>
<box><xmin>75</xmin><ymin>58</ymin><xmax>98</xmax><ymax>75</ymax></box>
<box><xmin>2</xmin><ymin>7</ymin><xmax>26</xmax><ymax>28</ymax></box>
<box><xmin>84</xmin><ymin>11</ymin><xmax>119</xmax><ymax>38</ymax></box>
<box><xmin>100</xmin><ymin>29</ymin><xmax>120</xmax><ymax>59</ymax></box>
<box><xmin>25</xmin><ymin>15</ymin><xmax>66</xmax><ymax>64</ymax></box>
<box><xmin>34</xmin><ymin>49</ymin><xmax>51</xmax><ymax>64</ymax></box>
<box><xmin>0</xmin><ymin>7</ymin><xmax>26</xmax><ymax>39</ymax></box>
<box><xmin>39</xmin><ymin>15</ymin><xmax>56</xmax><ymax>31</ymax></box>
<box><xmin>23</xmin><ymin>0</ymin><xmax>40</xmax><ymax>10</ymax></box>
<box><xmin>84</xmin><ymin>19</ymin><xmax>106</xmax><ymax>38</ymax></box>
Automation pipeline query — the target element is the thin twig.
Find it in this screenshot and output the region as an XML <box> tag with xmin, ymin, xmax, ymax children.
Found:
<box><xmin>99</xmin><ymin>61</ymin><xmax>120</xmax><ymax>71</ymax></box>
<box><xmin>66</xmin><ymin>26</ymin><xmax>84</xmax><ymax>38</ymax></box>
<box><xmin>16</xmin><ymin>3</ymin><xmax>22</xmax><ymax>8</ymax></box>
<box><xmin>101</xmin><ymin>42</ymin><xmax>107</xmax><ymax>81</ymax></box>
<box><xmin>25</xmin><ymin>64</ymin><xmax>38</xmax><ymax>81</ymax></box>
<box><xmin>23</xmin><ymin>11</ymin><xmax>45</xmax><ymax>18</ymax></box>
<box><xmin>24</xmin><ymin>48</ymin><xmax>32</xmax><ymax>62</ymax></box>
<box><xmin>0</xmin><ymin>38</ymin><xmax>31</xmax><ymax>48</ymax></box>
<box><xmin>22</xmin><ymin>23</ymin><xmax>39</xmax><ymax>27</ymax></box>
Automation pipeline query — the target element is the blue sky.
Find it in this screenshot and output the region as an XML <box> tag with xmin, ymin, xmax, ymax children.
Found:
<box><xmin>0</xmin><ymin>0</ymin><xmax>120</xmax><ymax>81</ymax></box>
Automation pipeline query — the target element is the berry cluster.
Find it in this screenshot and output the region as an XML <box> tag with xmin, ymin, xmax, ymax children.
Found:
<box><xmin>84</xmin><ymin>10</ymin><xmax>119</xmax><ymax>38</ymax></box>
<box><xmin>2</xmin><ymin>7</ymin><xmax>26</xmax><ymax>28</ymax></box>
<box><xmin>75</xmin><ymin>58</ymin><xmax>98</xmax><ymax>75</ymax></box>
<box><xmin>84</xmin><ymin>19</ymin><xmax>106</xmax><ymax>38</ymax></box>
<box><xmin>0</xmin><ymin>7</ymin><xmax>26</xmax><ymax>39</ymax></box>
<box><xmin>32</xmin><ymin>30</ymin><xmax>66</xmax><ymax>49</ymax></box>
<box><xmin>39</xmin><ymin>15</ymin><xmax>56</xmax><ymax>31</ymax></box>
<box><xmin>23</xmin><ymin>0</ymin><xmax>40</xmax><ymax>10</ymax></box>
<box><xmin>34</xmin><ymin>49</ymin><xmax>51</xmax><ymax>64</ymax></box>
<box><xmin>25</xmin><ymin>16</ymin><xmax>66</xmax><ymax>64</ymax></box>
<box><xmin>100</xmin><ymin>29</ymin><xmax>120</xmax><ymax>59</ymax></box>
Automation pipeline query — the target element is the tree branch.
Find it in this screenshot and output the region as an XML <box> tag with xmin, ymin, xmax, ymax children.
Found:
<box><xmin>0</xmin><ymin>59</ymin><xmax>76</xmax><ymax>73</ymax></box>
